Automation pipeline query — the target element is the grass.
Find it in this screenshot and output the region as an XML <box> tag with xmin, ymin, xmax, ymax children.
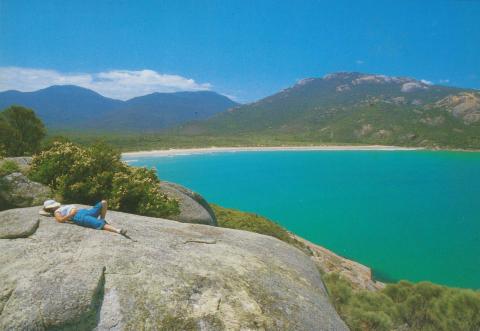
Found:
<box><xmin>211</xmin><ymin>204</ymin><xmax>309</xmax><ymax>254</ymax></box>
<box><xmin>47</xmin><ymin>130</ymin><xmax>363</xmax><ymax>152</ymax></box>
<box><xmin>0</xmin><ymin>159</ymin><xmax>20</xmax><ymax>177</ymax></box>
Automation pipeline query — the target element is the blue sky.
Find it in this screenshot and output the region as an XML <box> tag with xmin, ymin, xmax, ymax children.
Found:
<box><xmin>0</xmin><ymin>0</ymin><xmax>479</xmax><ymax>102</ymax></box>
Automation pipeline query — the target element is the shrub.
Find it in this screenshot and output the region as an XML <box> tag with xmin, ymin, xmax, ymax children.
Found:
<box><xmin>323</xmin><ymin>272</ymin><xmax>480</xmax><ymax>331</ymax></box>
<box><xmin>40</xmin><ymin>135</ymin><xmax>72</xmax><ymax>151</ymax></box>
<box><xmin>110</xmin><ymin>165</ymin><xmax>179</xmax><ymax>217</ymax></box>
<box><xmin>29</xmin><ymin>141</ymin><xmax>179</xmax><ymax>217</ymax></box>
<box><xmin>323</xmin><ymin>273</ymin><xmax>354</xmax><ymax>309</ymax></box>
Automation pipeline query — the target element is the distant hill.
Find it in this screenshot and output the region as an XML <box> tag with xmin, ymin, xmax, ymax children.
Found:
<box><xmin>0</xmin><ymin>86</ymin><xmax>238</xmax><ymax>131</ymax></box>
<box><xmin>89</xmin><ymin>91</ymin><xmax>238</xmax><ymax>131</ymax></box>
<box><xmin>0</xmin><ymin>85</ymin><xmax>123</xmax><ymax>126</ymax></box>
<box><xmin>177</xmin><ymin>72</ymin><xmax>480</xmax><ymax>149</ymax></box>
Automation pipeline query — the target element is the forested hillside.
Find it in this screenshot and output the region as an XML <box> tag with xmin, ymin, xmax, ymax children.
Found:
<box><xmin>176</xmin><ymin>72</ymin><xmax>480</xmax><ymax>149</ymax></box>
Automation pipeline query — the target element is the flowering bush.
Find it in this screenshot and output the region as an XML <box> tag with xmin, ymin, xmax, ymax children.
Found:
<box><xmin>29</xmin><ymin>141</ymin><xmax>179</xmax><ymax>217</ymax></box>
<box><xmin>110</xmin><ymin>165</ymin><xmax>178</xmax><ymax>217</ymax></box>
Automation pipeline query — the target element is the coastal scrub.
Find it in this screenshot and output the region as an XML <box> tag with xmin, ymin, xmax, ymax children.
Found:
<box><xmin>324</xmin><ymin>273</ymin><xmax>480</xmax><ymax>331</ymax></box>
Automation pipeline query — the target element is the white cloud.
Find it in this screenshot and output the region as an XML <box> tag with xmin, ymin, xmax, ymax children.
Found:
<box><xmin>420</xmin><ymin>79</ymin><xmax>433</xmax><ymax>85</ymax></box>
<box><xmin>0</xmin><ymin>67</ymin><xmax>212</xmax><ymax>100</ymax></box>
<box><xmin>355</xmin><ymin>60</ymin><xmax>364</xmax><ymax>65</ymax></box>
<box><xmin>439</xmin><ymin>79</ymin><xmax>450</xmax><ymax>84</ymax></box>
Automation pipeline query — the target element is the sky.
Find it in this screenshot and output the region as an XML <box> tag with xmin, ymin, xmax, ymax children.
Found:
<box><xmin>0</xmin><ymin>0</ymin><xmax>479</xmax><ymax>102</ymax></box>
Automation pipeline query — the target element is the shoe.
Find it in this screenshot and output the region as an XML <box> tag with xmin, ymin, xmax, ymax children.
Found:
<box><xmin>119</xmin><ymin>229</ymin><xmax>127</xmax><ymax>236</ymax></box>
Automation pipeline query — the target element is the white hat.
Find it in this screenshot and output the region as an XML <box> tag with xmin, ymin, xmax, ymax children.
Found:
<box><xmin>43</xmin><ymin>199</ymin><xmax>60</xmax><ymax>210</ymax></box>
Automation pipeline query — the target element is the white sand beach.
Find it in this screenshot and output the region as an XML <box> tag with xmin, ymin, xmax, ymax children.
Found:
<box><xmin>122</xmin><ymin>145</ymin><xmax>422</xmax><ymax>157</ymax></box>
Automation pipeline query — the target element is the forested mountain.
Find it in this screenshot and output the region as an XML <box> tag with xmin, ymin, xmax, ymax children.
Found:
<box><xmin>177</xmin><ymin>72</ymin><xmax>480</xmax><ymax>148</ymax></box>
<box><xmin>0</xmin><ymin>85</ymin><xmax>123</xmax><ymax>126</ymax></box>
<box><xmin>0</xmin><ymin>86</ymin><xmax>238</xmax><ymax>131</ymax></box>
<box><xmin>88</xmin><ymin>91</ymin><xmax>238</xmax><ymax>131</ymax></box>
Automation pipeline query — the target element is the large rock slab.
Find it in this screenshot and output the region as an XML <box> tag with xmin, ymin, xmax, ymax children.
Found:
<box><xmin>0</xmin><ymin>206</ymin><xmax>348</xmax><ymax>331</ymax></box>
<box><xmin>0</xmin><ymin>172</ymin><xmax>52</xmax><ymax>210</ymax></box>
<box><xmin>160</xmin><ymin>181</ymin><xmax>218</xmax><ymax>226</ymax></box>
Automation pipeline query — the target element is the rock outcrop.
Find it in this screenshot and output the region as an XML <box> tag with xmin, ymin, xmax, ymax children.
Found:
<box><xmin>160</xmin><ymin>181</ymin><xmax>218</xmax><ymax>226</ymax></box>
<box><xmin>0</xmin><ymin>206</ymin><xmax>348</xmax><ymax>330</ymax></box>
<box><xmin>1</xmin><ymin>157</ymin><xmax>33</xmax><ymax>171</ymax></box>
<box><xmin>435</xmin><ymin>92</ymin><xmax>480</xmax><ymax>124</ymax></box>
<box><xmin>0</xmin><ymin>172</ymin><xmax>52</xmax><ymax>210</ymax></box>
<box><xmin>291</xmin><ymin>234</ymin><xmax>385</xmax><ymax>291</ymax></box>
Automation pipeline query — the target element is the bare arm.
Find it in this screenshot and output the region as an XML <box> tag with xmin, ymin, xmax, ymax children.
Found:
<box><xmin>54</xmin><ymin>208</ymin><xmax>77</xmax><ymax>223</ymax></box>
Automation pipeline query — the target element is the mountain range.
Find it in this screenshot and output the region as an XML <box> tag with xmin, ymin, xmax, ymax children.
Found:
<box><xmin>0</xmin><ymin>85</ymin><xmax>238</xmax><ymax>131</ymax></box>
<box><xmin>1</xmin><ymin>72</ymin><xmax>480</xmax><ymax>148</ymax></box>
<box><xmin>177</xmin><ymin>72</ymin><xmax>480</xmax><ymax>149</ymax></box>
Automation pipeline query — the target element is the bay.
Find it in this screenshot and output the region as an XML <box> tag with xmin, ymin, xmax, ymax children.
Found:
<box><xmin>124</xmin><ymin>150</ymin><xmax>480</xmax><ymax>289</ymax></box>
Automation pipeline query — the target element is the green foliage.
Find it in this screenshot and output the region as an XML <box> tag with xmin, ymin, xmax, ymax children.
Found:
<box><xmin>29</xmin><ymin>141</ymin><xmax>179</xmax><ymax>217</ymax></box>
<box><xmin>0</xmin><ymin>160</ymin><xmax>20</xmax><ymax>177</ymax></box>
<box><xmin>40</xmin><ymin>135</ymin><xmax>72</xmax><ymax>150</ymax></box>
<box><xmin>110</xmin><ymin>165</ymin><xmax>179</xmax><ymax>217</ymax></box>
<box><xmin>211</xmin><ymin>204</ymin><xmax>308</xmax><ymax>253</ymax></box>
<box><xmin>49</xmin><ymin>130</ymin><xmax>317</xmax><ymax>152</ymax></box>
<box><xmin>323</xmin><ymin>273</ymin><xmax>480</xmax><ymax>331</ymax></box>
<box><xmin>0</xmin><ymin>115</ymin><xmax>17</xmax><ymax>156</ymax></box>
<box><xmin>0</xmin><ymin>106</ymin><xmax>46</xmax><ymax>156</ymax></box>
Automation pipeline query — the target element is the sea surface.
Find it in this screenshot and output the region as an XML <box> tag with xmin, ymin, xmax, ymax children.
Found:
<box><xmin>123</xmin><ymin>150</ymin><xmax>480</xmax><ymax>289</ymax></box>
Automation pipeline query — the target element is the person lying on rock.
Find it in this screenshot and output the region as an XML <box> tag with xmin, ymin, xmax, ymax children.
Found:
<box><xmin>42</xmin><ymin>199</ymin><xmax>127</xmax><ymax>235</ymax></box>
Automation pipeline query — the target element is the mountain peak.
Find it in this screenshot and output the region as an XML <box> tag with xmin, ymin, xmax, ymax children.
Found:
<box><xmin>294</xmin><ymin>72</ymin><xmax>428</xmax><ymax>90</ymax></box>
<box><xmin>295</xmin><ymin>78</ymin><xmax>316</xmax><ymax>86</ymax></box>
<box><xmin>287</xmin><ymin>72</ymin><xmax>432</xmax><ymax>97</ymax></box>
<box><xmin>323</xmin><ymin>72</ymin><xmax>420</xmax><ymax>84</ymax></box>
<box><xmin>293</xmin><ymin>72</ymin><xmax>433</xmax><ymax>94</ymax></box>
<box><xmin>322</xmin><ymin>72</ymin><xmax>364</xmax><ymax>80</ymax></box>
<box><xmin>37</xmin><ymin>84</ymin><xmax>110</xmax><ymax>98</ymax></box>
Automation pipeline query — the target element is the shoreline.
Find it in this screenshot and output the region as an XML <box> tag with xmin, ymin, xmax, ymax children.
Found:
<box><xmin>122</xmin><ymin>145</ymin><xmax>422</xmax><ymax>157</ymax></box>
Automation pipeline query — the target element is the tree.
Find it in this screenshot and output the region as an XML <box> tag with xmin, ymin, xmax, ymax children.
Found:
<box><xmin>0</xmin><ymin>116</ymin><xmax>16</xmax><ymax>156</ymax></box>
<box><xmin>0</xmin><ymin>105</ymin><xmax>46</xmax><ymax>156</ymax></box>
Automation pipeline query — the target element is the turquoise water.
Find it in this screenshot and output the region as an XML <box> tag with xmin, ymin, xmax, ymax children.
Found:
<box><xmin>124</xmin><ymin>151</ymin><xmax>480</xmax><ymax>289</ymax></box>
